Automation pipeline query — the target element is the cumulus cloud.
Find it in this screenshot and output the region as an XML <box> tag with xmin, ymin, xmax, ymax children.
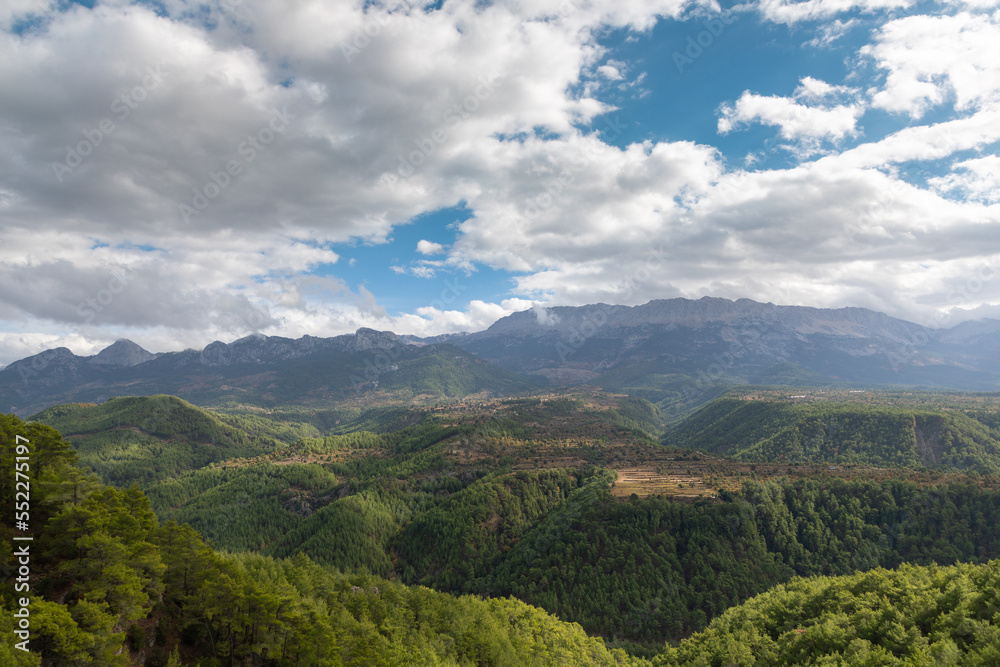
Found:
<box><xmin>930</xmin><ymin>155</ymin><xmax>1000</xmax><ymax>204</ymax></box>
<box><xmin>757</xmin><ymin>0</ymin><xmax>915</xmax><ymax>24</ymax></box>
<box><xmin>717</xmin><ymin>77</ymin><xmax>863</xmax><ymax>156</ymax></box>
<box><xmin>3</xmin><ymin>0</ymin><xmax>1000</xmax><ymax>367</ymax></box>
<box><xmin>596</xmin><ymin>62</ymin><xmax>625</xmax><ymax>80</ymax></box>
<box><xmin>718</xmin><ymin>91</ymin><xmax>862</xmax><ymax>142</ymax></box>
<box><xmin>863</xmin><ymin>11</ymin><xmax>1000</xmax><ymax>117</ymax></box>
<box><xmin>416</xmin><ymin>240</ymin><xmax>446</xmax><ymax>255</ymax></box>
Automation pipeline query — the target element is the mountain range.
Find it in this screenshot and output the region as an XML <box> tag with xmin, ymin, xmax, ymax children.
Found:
<box><xmin>4</xmin><ymin>297</ymin><xmax>1000</xmax><ymax>415</ymax></box>
<box><xmin>454</xmin><ymin>297</ymin><xmax>1000</xmax><ymax>389</ymax></box>
<box><xmin>0</xmin><ymin>328</ymin><xmax>535</xmax><ymax>415</ymax></box>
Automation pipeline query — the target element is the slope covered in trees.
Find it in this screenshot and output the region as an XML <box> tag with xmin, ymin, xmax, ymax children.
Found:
<box><xmin>469</xmin><ymin>475</ymin><xmax>1000</xmax><ymax>651</ymax></box>
<box><xmin>19</xmin><ymin>389</ymin><xmax>1000</xmax><ymax>660</ymax></box>
<box><xmin>6</xmin><ymin>406</ymin><xmax>1000</xmax><ymax>665</ymax></box>
<box><xmin>656</xmin><ymin>561</ymin><xmax>1000</xmax><ymax>666</ymax></box>
<box><xmin>139</xmin><ymin>412</ymin><xmax>1000</xmax><ymax>653</ymax></box>
<box><xmin>663</xmin><ymin>397</ymin><xmax>1000</xmax><ymax>472</ymax></box>
<box><xmin>1</xmin><ymin>412</ymin><xmax>636</xmax><ymax>666</ymax></box>
<box><xmin>30</xmin><ymin>396</ymin><xmax>284</xmax><ymax>486</ymax></box>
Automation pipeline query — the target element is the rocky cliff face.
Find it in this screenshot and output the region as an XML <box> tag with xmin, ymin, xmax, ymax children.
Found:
<box><xmin>5</xmin><ymin>347</ymin><xmax>82</xmax><ymax>380</ymax></box>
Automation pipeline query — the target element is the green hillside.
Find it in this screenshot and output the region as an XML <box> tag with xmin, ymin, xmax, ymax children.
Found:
<box><xmin>15</xmin><ymin>390</ymin><xmax>1000</xmax><ymax>661</ymax></box>
<box><xmin>30</xmin><ymin>396</ymin><xmax>284</xmax><ymax>486</ymax></box>
<box><xmin>663</xmin><ymin>397</ymin><xmax>1000</xmax><ymax>473</ymax></box>
<box><xmin>372</xmin><ymin>344</ymin><xmax>541</xmax><ymax>398</ymax></box>
<box><xmin>656</xmin><ymin>560</ymin><xmax>1000</xmax><ymax>666</ymax></box>
<box><xmin>0</xmin><ymin>412</ymin><xmax>637</xmax><ymax>667</ymax></box>
<box><xmin>139</xmin><ymin>402</ymin><xmax>1000</xmax><ymax>653</ymax></box>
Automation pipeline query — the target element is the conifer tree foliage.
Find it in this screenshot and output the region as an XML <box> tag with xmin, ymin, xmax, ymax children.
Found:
<box><xmin>664</xmin><ymin>398</ymin><xmax>1000</xmax><ymax>473</ymax></box>
<box><xmin>656</xmin><ymin>561</ymin><xmax>1000</xmax><ymax>666</ymax></box>
<box><xmin>31</xmin><ymin>396</ymin><xmax>284</xmax><ymax>486</ymax></box>
<box><xmin>1</xmin><ymin>413</ymin><xmax>635</xmax><ymax>666</ymax></box>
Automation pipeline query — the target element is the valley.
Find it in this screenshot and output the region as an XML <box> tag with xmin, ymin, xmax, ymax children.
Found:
<box><xmin>4</xmin><ymin>302</ymin><xmax>1000</xmax><ymax>665</ymax></box>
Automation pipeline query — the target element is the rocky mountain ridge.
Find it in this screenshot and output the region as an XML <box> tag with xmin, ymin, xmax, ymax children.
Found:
<box><xmin>451</xmin><ymin>297</ymin><xmax>1000</xmax><ymax>390</ymax></box>
<box><xmin>4</xmin><ymin>297</ymin><xmax>1000</xmax><ymax>415</ymax></box>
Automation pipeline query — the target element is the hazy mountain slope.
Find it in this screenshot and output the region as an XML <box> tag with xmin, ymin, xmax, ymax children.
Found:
<box><xmin>449</xmin><ymin>297</ymin><xmax>1000</xmax><ymax>393</ymax></box>
<box><xmin>6</xmin><ymin>299</ymin><xmax>1000</xmax><ymax>418</ymax></box>
<box><xmin>1</xmin><ymin>330</ymin><xmax>539</xmax><ymax>415</ymax></box>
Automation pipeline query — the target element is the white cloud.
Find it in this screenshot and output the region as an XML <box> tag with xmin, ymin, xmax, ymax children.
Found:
<box><xmin>930</xmin><ymin>155</ymin><xmax>1000</xmax><ymax>204</ymax></box>
<box><xmin>533</xmin><ymin>304</ymin><xmax>561</xmax><ymax>326</ymax></box>
<box><xmin>757</xmin><ymin>0</ymin><xmax>915</xmax><ymax>24</ymax></box>
<box><xmin>409</xmin><ymin>265</ymin><xmax>438</xmax><ymax>279</ymax></box>
<box><xmin>794</xmin><ymin>76</ymin><xmax>857</xmax><ymax>101</ymax></box>
<box><xmin>451</xmin><ymin>132</ymin><xmax>724</xmax><ymax>275</ymax></box>
<box><xmin>716</xmin><ymin>77</ymin><xmax>863</xmax><ymax>152</ymax></box>
<box><xmin>416</xmin><ymin>239</ymin><xmax>446</xmax><ymax>255</ymax></box>
<box><xmin>804</xmin><ymin>18</ymin><xmax>860</xmax><ymax>48</ymax></box>
<box><xmin>597</xmin><ymin>63</ymin><xmax>624</xmax><ymax>80</ymax></box>
<box><xmin>717</xmin><ymin>88</ymin><xmax>863</xmax><ymax>146</ymax></box>
<box><xmin>3</xmin><ymin>0</ymin><xmax>1000</xmax><ymax>368</ymax></box>
<box><xmin>0</xmin><ymin>0</ymin><xmax>52</xmax><ymax>31</ymax></box>
<box><xmin>833</xmin><ymin>106</ymin><xmax>1000</xmax><ymax>169</ymax></box>
<box><xmin>863</xmin><ymin>11</ymin><xmax>1000</xmax><ymax>118</ymax></box>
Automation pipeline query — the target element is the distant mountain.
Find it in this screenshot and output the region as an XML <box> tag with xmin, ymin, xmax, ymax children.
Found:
<box><xmin>89</xmin><ymin>338</ymin><xmax>159</xmax><ymax>367</ymax></box>
<box><xmin>6</xmin><ymin>298</ymin><xmax>1000</xmax><ymax>415</ymax></box>
<box><xmin>1</xmin><ymin>328</ymin><xmax>538</xmax><ymax>415</ymax></box>
<box><xmin>446</xmin><ymin>298</ymin><xmax>1000</xmax><ymax>396</ymax></box>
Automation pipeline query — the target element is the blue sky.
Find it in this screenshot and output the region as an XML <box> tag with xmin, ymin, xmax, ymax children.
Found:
<box><xmin>0</xmin><ymin>0</ymin><xmax>998</xmax><ymax>365</ymax></box>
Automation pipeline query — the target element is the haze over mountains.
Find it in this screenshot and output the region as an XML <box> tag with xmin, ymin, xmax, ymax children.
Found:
<box><xmin>4</xmin><ymin>297</ymin><xmax>1000</xmax><ymax>415</ymax></box>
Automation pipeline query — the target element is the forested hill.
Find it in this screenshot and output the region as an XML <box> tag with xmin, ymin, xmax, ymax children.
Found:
<box><xmin>30</xmin><ymin>396</ymin><xmax>286</xmax><ymax>486</ymax></box>
<box><xmin>0</xmin><ymin>412</ymin><xmax>635</xmax><ymax>667</ymax></box>
<box><xmin>5</xmin><ymin>411</ymin><xmax>1000</xmax><ymax>665</ymax></box>
<box><xmin>32</xmin><ymin>389</ymin><xmax>1000</xmax><ymax>656</ymax></box>
<box><xmin>663</xmin><ymin>396</ymin><xmax>1000</xmax><ymax>473</ymax></box>
<box><xmin>655</xmin><ymin>560</ymin><xmax>1000</xmax><ymax>666</ymax></box>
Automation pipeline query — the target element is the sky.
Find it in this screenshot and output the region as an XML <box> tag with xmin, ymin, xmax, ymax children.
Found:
<box><xmin>0</xmin><ymin>0</ymin><xmax>998</xmax><ymax>366</ymax></box>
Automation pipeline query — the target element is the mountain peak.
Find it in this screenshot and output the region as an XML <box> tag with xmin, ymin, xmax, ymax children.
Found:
<box><xmin>91</xmin><ymin>339</ymin><xmax>156</xmax><ymax>367</ymax></box>
<box><xmin>350</xmin><ymin>328</ymin><xmax>402</xmax><ymax>351</ymax></box>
